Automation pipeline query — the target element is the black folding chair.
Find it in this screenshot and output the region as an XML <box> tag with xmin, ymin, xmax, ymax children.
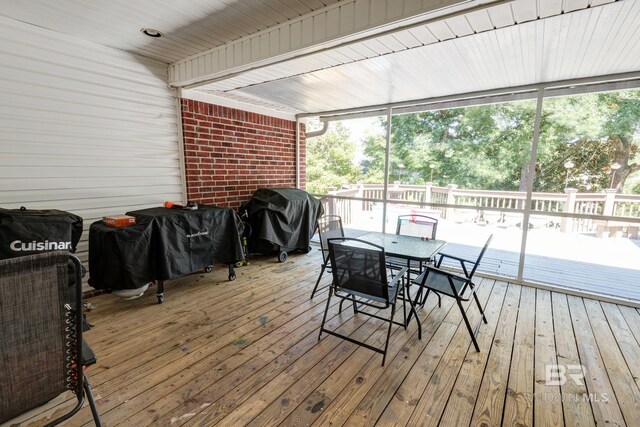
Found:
<box><xmin>387</xmin><ymin>214</ymin><xmax>439</xmax><ymax>277</ymax></box>
<box><xmin>310</xmin><ymin>215</ymin><xmax>344</xmax><ymax>299</ymax></box>
<box><xmin>318</xmin><ymin>238</ymin><xmax>421</xmax><ymax>365</ymax></box>
<box><xmin>412</xmin><ymin>235</ymin><xmax>493</xmax><ymax>352</ymax></box>
<box><xmin>0</xmin><ymin>251</ymin><xmax>101</xmax><ymax>426</ymax></box>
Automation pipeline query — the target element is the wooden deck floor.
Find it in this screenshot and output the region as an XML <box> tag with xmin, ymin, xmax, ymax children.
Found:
<box><xmin>438</xmin><ymin>243</ymin><xmax>640</xmax><ymax>303</ymax></box>
<box><xmin>16</xmin><ymin>250</ymin><xmax>640</xmax><ymax>427</ymax></box>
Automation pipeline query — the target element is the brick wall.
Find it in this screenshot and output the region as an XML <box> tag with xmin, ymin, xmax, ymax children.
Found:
<box><xmin>181</xmin><ymin>99</ymin><xmax>306</xmax><ymax>208</ymax></box>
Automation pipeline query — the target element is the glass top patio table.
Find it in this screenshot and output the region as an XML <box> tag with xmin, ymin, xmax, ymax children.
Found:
<box><xmin>350</xmin><ymin>232</ymin><xmax>446</xmax><ymax>262</ymax></box>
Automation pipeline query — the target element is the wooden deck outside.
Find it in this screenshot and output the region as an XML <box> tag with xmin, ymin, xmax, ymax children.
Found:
<box><xmin>337</xmin><ymin>227</ymin><xmax>640</xmax><ymax>303</ymax></box>
<box><xmin>437</xmin><ymin>243</ymin><xmax>640</xmax><ymax>303</ymax></box>
<box><xmin>15</xmin><ymin>250</ymin><xmax>640</xmax><ymax>427</ymax></box>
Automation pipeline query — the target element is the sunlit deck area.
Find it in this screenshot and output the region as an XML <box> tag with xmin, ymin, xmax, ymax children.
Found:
<box><xmin>329</xmin><ymin>193</ymin><xmax>640</xmax><ymax>303</ymax></box>
<box><xmin>340</xmin><ymin>218</ymin><xmax>640</xmax><ymax>303</ymax></box>
<box><xmin>14</xmin><ymin>249</ymin><xmax>640</xmax><ymax>427</ymax></box>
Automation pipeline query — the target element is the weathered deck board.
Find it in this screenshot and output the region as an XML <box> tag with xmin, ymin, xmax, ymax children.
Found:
<box><xmin>533</xmin><ymin>290</ymin><xmax>564</xmax><ymax>427</ymax></box>
<box><xmin>502</xmin><ymin>284</ymin><xmax>535</xmax><ymax>427</ymax></box>
<box><xmin>551</xmin><ymin>292</ymin><xmax>595</xmax><ymax>427</ymax></box>
<box><xmin>281</xmin><ymin>296</ymin><xmax>441</xmax><ymax>427</ymax></box>
<box><xmin>567</xmin><ymin>296</ymin><xmax>627</xmax><ymax>426</ymax></box>
<box><xmin>436</xmin><ymin>281</ymin><xmax>510</xmax><ymax>427</ymax></box>
<box><xmin>469</xmin><ymin>284</ymin><xmax>521</xmax><ymax>427</ymax></box>
<box><xmin>12</xmin><ymin>249</ymin><xmax>640</xmax><ymax>427</ymax></box>
<box><xmin>600</xmin><ymin>303</ymin><xmax>640</xmax><ymax>391</ymax></box>
<box><xmin>310</xmin><ymin>294</ymin><xmax>455</xmax><ymax>427</ymax></box>
<box><xmin>401</xmin><ymin>281</ymin><xmax>504</xmax><ymax>427</ymax></box>
<box><xmin>582</xmin><ymin>299</ymin><xmax>640</xmax><ymax>425</ymax></box>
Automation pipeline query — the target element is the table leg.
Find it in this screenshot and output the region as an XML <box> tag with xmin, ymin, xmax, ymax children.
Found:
<box><xmin>228</xmin><ymin>264</ymin><xmax>236</xmax><ymax>281</ymax></box>
<box><xmin>405</xmin><ymin>260</ymin><xmax>426</xmax><ymax>311</ymax></box>
<box><xmin>405</xmin><ymin>281</ymin><xmax>422</xmax><ymax>339</ymax></box>
<box><xmin>156</xmin><ymin>280</ymin><xmax>164</xmax><ymax>304</ymax></box>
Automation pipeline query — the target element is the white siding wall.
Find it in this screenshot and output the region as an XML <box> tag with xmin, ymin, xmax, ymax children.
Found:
<box><xmin>0</xmin><ymin>16</ymin><xmax>185</xmax><ymax>287</ymax></box>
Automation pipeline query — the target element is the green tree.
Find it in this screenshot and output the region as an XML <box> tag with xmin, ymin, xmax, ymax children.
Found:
<box><xmin>361</xmin><ymin>133</ymin><xmax>386</xmax><ymax>183</ymax></box>
<box><xmin>306</xmin><ymin>123</ymin><xmax>361</xmax><ymax>194</ymax></box>
<box><xmin>381</xmin><ymin>103</ymin><xmax>536</xmax><ymax>191</ymax></box>
<box><xmin>360</xmin><ymin>90</ymin><xmax>640</xmax><ymax>194</ymax></box>
<box><xmin>540</xmin><ymin>91</ymin><xmax>640</xmax><ymax>192</ymax></box>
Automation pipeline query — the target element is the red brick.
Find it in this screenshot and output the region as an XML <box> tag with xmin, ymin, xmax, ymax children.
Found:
<box><xmin>182</xmin><ymin>100</ymin><xmax>306</xmax><ymax>207</ymax></box>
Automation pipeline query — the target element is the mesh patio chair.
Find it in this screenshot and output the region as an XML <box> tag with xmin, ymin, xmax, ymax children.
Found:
<box><xmin>412</xmin><ymin>235</ymin><xmax>493</xmax><ymax>352</ymax></box>
<box><xmin>387</xmin><ymin>214</ymin><xmax>439</xmax><ymax>277</ymax></box>
<box><xmin>310</xmin><ymin>215</ymin><xmax>344</xmax><ymax>299</ymax></box>
<box><xmin>0</xmin><ymin>251</ymin><xmax>101</xmax><ymax>426</ymax></box>
<box><xmin>397</xmin><ymin>214</ymin><xmax>438</xmax><ymax>239</ymax></box>
<box><xmin>318</xmin><ymin>238</ymin><xmax>421</xmax><ymax>365</ymax></box>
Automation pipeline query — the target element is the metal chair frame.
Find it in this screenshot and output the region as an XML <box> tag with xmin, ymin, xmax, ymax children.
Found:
<box><xmin>412</xmin><ymin>235</ymin><xmax>493</xmax><ymax>352</ymax></box>
<box><xmin>395</xmin><ymin>214</ymin><xmax>439</xmax><ymax>239</ymax></box>
<box><xmin>318</xmin><ymin>238</ymin><xmax>421</xmax><ymax>365</ymax></box>
<box><xmin>310</xmin><ymin>215</ymin><xmax>344</xmax><ymax>299</ymax></box>
<box><xmin>0</xmin><ymin>252</ymin><xmax>101</xmax><ymax>426</ymax></box>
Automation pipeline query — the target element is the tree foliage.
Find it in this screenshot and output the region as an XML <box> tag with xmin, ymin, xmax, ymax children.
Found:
<box><xmin>362</xmin><ymin>90</ymin><xmax>640</xmax><ymax>193</ymax></box>
<box><xmin>305</xmin><ymin>122</ymin><xmax>361</xmax><ymax>194</ymax></box>
<box><xmin>306</xmin><ymin>90</ymin><xmax>640</xmax><ymax>195</ymax></box>
<box><xmin>539</xmin><ymin>91</ymin><xmax>640</xmax><ymax>192</ymax></box>
<box><xmin>370</xmin><ymin>103</ymin><xmax>538</xmax><ymax>190</ymax></box>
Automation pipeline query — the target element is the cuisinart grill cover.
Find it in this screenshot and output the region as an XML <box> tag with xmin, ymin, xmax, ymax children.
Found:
<box><xmin>0</xmin><ymin>207</ymin><xmax>83</xmax><ymax>260</ymax></box>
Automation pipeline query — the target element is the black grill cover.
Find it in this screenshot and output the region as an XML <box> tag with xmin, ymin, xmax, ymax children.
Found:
<box><xmin>0</xmin><ymin>207</ymin><xmax>83</xmax><ymax>259</ymax></box>
<box><xmin>243</xmin><ymin>188</ymin><xmax>324</xmax><ymax>254</ymax></box>
<box><xmin>88</xmin><ymin>221</ymin><xmax>155</xmax><ymax>290</ymax></box>
<box><xmin>126</xmin><ymin>205</ymin><xmax>244</xmax><ymax>281</ymax></box>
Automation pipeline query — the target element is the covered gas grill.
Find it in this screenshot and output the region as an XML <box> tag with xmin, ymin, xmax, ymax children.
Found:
<box><xmin>88</xmin><ymin>220</ymin><xmax>155</xmax><ymax>294</ymax></box>
<box><xmin>89</xmin><ymin>205</ymin><xmax>244</xmax><ymax>303</ymax></box>
<box><xmin>242</xmin><ymin>188</ymin><xmax>324</xmax><ymax>262</ymax></box>
<box><xmin>127</xmin><ymin>206</ymin><xmax>245</xmax><ymax>281</ymax></box>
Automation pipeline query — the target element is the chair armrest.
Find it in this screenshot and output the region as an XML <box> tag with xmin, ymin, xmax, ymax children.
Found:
<box><xmin>412</xmin><ymin>265</ymin><xmax>458</xmax><ymax>285</ymax></box>
<box><xmin>388</xmin><ymin>266</ymin><xmax>409</xmax><ymax>289</ymax></box>
<box><xmin>436</xmin><ymin>252</ymin><xmax>474</xmax><ymax>277</ymax></box>
<box><xmin>413</xmin><ymin>266</ymin><xmax>475</xmax><ymax>300</ymax></box>
<box><xmin>438</xmin><ymin>252</ymin><xmax>475</xmax><ymax>265</ymax></box>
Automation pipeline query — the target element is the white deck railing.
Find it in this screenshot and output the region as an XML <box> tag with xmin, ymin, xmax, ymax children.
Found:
<box><xmin>322</xmin><ymin>183</ymin><xmax>640</xmax><ymax>237</ymax></box>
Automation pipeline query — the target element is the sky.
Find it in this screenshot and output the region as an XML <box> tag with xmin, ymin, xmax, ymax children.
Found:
<box><xmin>333</xmin><ymin>116</ymin><xmax>384</xmax><ymax>164</ymax></box>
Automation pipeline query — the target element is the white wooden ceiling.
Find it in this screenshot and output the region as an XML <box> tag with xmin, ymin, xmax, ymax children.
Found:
<box><xmin>195</xmin><ymin>0</ymin><xmax>637</xmax><ymax>114</ymax></box>
<box><xmin>196</xmin><ymin>0</ymin><xmax>622</xmax><ymax>94</ymax></box>
<box><xmin>1</xmin><ymin>0</ymin><xmax>637</xmax><ymax>116</ymax></box>
<box><xmin>0</xmin><ymin>0</ymin><xmax>341</xmax><ymax>63</ymax></box>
